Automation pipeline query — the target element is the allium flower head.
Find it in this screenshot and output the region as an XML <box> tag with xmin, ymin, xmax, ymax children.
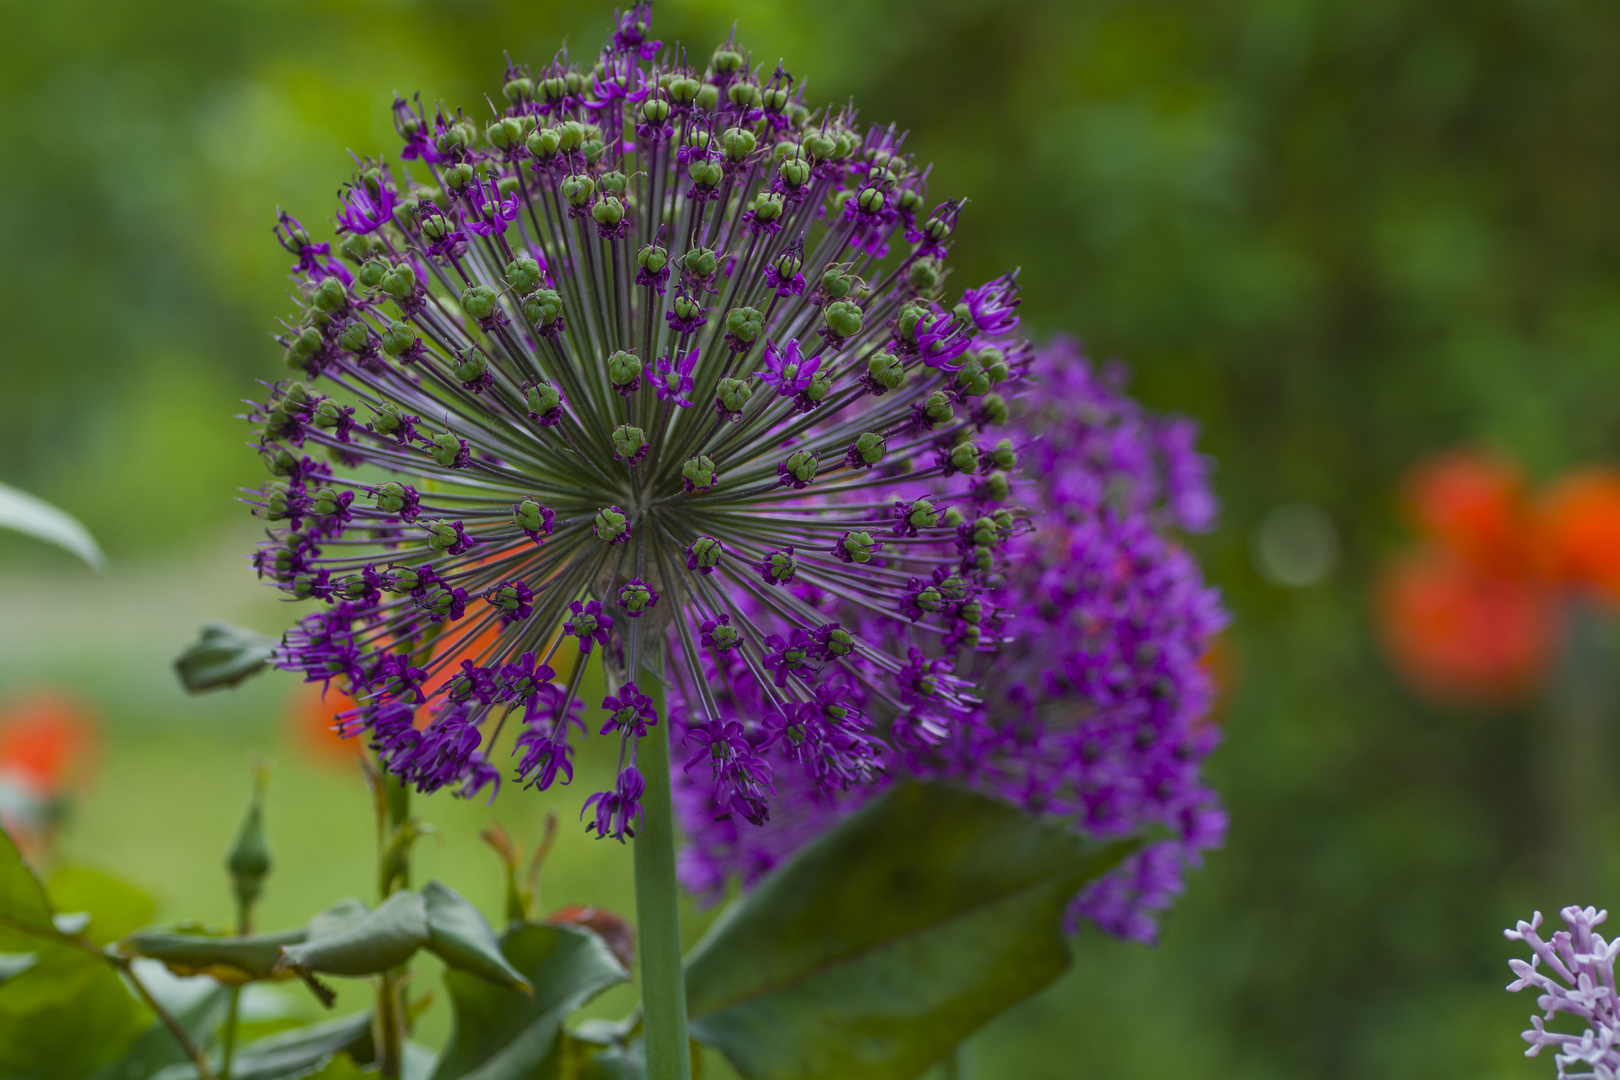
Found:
<box><xmin>248</xmin><ymin>4</ymin><xmax>1030</xmax><ymax>837</ymax></box>
<box><xmin>1507</xmin><ymin>906</ymin><xmax>1620</xmax><ymax>1079</ymax></box>
<box><xmin>674</xmin><ymin>338</ymin><xmax>1228</xmax><ymax>941</ymax></box>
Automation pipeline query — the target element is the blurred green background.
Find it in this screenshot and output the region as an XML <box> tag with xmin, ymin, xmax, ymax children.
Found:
<box><xmin>5</xmin><ymin>0</ymin><xmax>1620</xmax><ymax>1075</ymax></box>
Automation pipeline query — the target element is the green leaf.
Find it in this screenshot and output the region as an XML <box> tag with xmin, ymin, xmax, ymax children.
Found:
<box><xmin>174</xmin><ymin>621</ymin><xmax>277</xmax><ymax>693</ymax></box>
<box><xmin>305</xmin><ymin>897</ymin><xmax>372</xmax><ymax>940</ymax></box>
<box><xmin>48</xmin><ymin>866</ymin><xmax>157</xmax><ymax>946</ymax></box>
<box><xmin>421</xmin><ymin>881</ymin><xmax>531</xmax><ymax>994</ymax></box>
<box><xmin>683</xmin><ymin>781</ymin><xmax>1138</xmax><ymax>1080</ymax></box>
<box><xmin>152</xmin><ymin>1010</ymin><xmax>374</xmax><ymax>1080</ymax></box>
<box><xmin>0</xmin><ymin>481</ymin><xmax>105</xmax><ymax>571</ymax></box>
<box><xmin>86</xmin><ymin>981</ymin><xmax>233</xmax><ymax>1080</ymax></box>
<box><xmin>0</xmin><ymin>953</ymin><xmax>37</xmax><ymax>982</ymax></box>
<box><xmin>432</xmin><ymin>923</ymin><xmax>628</xmax><ymax>1080</ymax></box>
<box><xmin>0</xmin><ymin>825</ymin><xmax>149</xmax><ymax>1076</ymax></box>
<box><xmin>123</xmin><ymin>927</ymin><xmax>305</xmax><ymax>983</ymax></box>
<box><xmin>277</xmin><ymin>890</ymin><xmax>429</xmax><ymax>978</ymax></box>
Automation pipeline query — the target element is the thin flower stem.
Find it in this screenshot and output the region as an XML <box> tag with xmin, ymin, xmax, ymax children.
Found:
<box><xmin>121</xmin><ymin>957</ymin><xmax>218</xmax><ymax>1080</ymax></box>
<box><xmin>632</xmin><ymin>659</ymin><xmax>693</xmax><ymax>1080</ymax></box>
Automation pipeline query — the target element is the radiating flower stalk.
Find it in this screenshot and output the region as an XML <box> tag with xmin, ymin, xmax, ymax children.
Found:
<box><xmin>1506</xmin><ymin>906</ymin><xmax>1620</xmax><ymax>1079</ymax></box>
<box><xmin>247</xmin><ymin>5</ymin><xmax>1030</xmax><ymax>1072</ymax></box>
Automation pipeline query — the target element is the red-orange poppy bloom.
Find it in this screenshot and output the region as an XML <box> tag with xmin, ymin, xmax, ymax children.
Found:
<box><xmin>1534</xmin><ymin>467</ymin><xmax>1620</xmax><ymax>604</ymax></box>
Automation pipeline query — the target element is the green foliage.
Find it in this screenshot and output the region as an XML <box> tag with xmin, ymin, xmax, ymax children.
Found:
<box><xmin>685</xmin><ymin>781</ymin><xmax>1133</xmax><ymax>1080</ymax></box>
<box><xmin>277</xmin><ymin>890</ymin><xmax>429</xmax><ymax>978</ymax></box>
<box><xmin>122</xmin><ymin>926</ymin><xmax>305</xmax><ymax>983</ymax></box>
<box><xmin>433</xmin><ymin>923</ymin><xmax>628</xmax><ymax>1080</ymax></box>
<box><xmin>154</xmin><ymin>1011</ymin><xmax>376</xmax><ymax>1080</ymax></box>
<box><xmin>0</xmin><ymin>482</ymin><xmax>105</xmax><ymax>570</ymax></box>
<box><xmin>421</xmin><ymin>881</ymin><xmax>532</xmax><ymax>995</ymax></box>
<box><xmin>174</xmin><ymin>622</ymin><xmax>276</xmax><ymax>693</ymax></box>
<box><xmin>88</xmin><ymin>985</ymin><xmax>232</xmax><ymax>1080</ymax></box>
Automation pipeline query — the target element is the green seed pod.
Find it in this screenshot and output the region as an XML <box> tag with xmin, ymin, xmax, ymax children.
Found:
<box><xmin>357</xmin><ymin>257</ymin><xmax>389</xmax><ymax>289</ymax></box>
<box><xmin>761</xmin><ymin>87</ymin><xmax>790</xmax><ymax>113</ymax></box>
<box><xmin>612</xmin><ymin>424</ymin><xmax>648</xmax><ymax>460</ymax></box>
<box><xmin>840</xmin><ymin>530</ymin><xmax>878</xmax><ymax>563</ymax></box>
<box><xmin>954</xmin><ymin>360</ymin><xmax>991</xmax><ymax>397</ymax></box>
<box><xmin>526</xmin><ymin>382</ymin><xmax>561</xmax><ymax>416</ymax></box>
<box><xmin>312</xmin><ymin>400</ymin><xmax>346</xmax><ymax>430</ymax></box>
<box><xmin>371</xmin><ymin>404</ymin><xmax>407</xmax><ymax>436</ymax></box>
<box><xmin>513</xmin><ymin>499</ymin><xmax>548</xmax><ymax>533</ymax></box>
<box><xmin>424</xmin><ymin>519</ymin><xmax>459</xmax><ymax>552</ymax></box>
<box><xmin>896</xmin><ymin>302</ymin><xmax>929</xmax><ymax>344</ymax></box>
<box><xmin>486</xmin><ymin>117</ymin><xmax>523</xmax><ymax>150</ymax></box>
<box><xmin>504</xmin><ymin>256</ymin><xmax>542</xmax><ymax>295</ymax></box>
<box><xmin>802</xmin><ymin>369</ymin><xmax>833</xmax><ymax>404</ymax></box>
<box><xmin>723</xmin><ymin>126</ymin><xmax>757</xmax><ymax>161</ymax></box>
<box><xmin>527</xmin><ymin>127</ymin><xmax>561</xmax><ymax>160</ymax></box>
<box><xmin>259</xmin><ymin>482</ymin><xmax>291</xmax><ymax>521</ymax></box>
<box><xmin>783</xmin><ymin>449</ymin><xmax>818</xmax><ymax>485</ymax></box>
<box><xmin>907</xmin><ymin>258</ymin><xmax>941</xmax><ymax>293</ymax></box>
<box><xmin>725</xmin><ymin>306</ymin><xmax>764</xmax><ymax>343</ymax></box>
<box><xmin>980</xmin><ymin>471</ymin><xmax>1011</xmax><ymax>502</ymax></box>
<box><xmin>638</xmin><ymin>244</ymin><xmax>668</xmax><ymax>274</ymax></box>
<box><xmin>560</xmin><ymin>174</ymin><xmax>596</xmax><ymax>208</ymax></box>
<box><xmin>949</xmin><ymin>442</ymin><xmax>980</xmax><ymax>473</ymax></box>
<box><xmin>685</xmin><ymin>127</ymin><xmax>711</xmax><ymax>153</ymax></box>
<box><xmin>594</xmin><ymin>506</ymin><xmax>630</xmax><ymax>543</ymax></box>
<box><xmin>857</xmin><ymin>187</ymin><xmax>885</xmax><ymax>214</ymax></box>
<box><xmin>380</xmin><ymin>262</ymin><xmax>417</xmax><ymax>299</ymax></box>
<box><xmin>442</xmin><ymin>162</ymin><xmax>476</xmax><ymax>193</ymax></box>
<box><xmin>288</xmin><ymin>325</ymin><xmax>323</xmax><ymax>359</ymax></box>
<box><xmin>711</xmin><ymin>48</ymin><xmax>745</xmax><ymax>75</ymax></box>
<box><xmin>434</xmin><ymin>123</ymin><xmax>469</xmax><ymax>156</ymax></box>
<box><xmin>727</xmin><ymin>82</ymin><xmax>760</xmax><ymax>109</ymax></box>
<box><xmin>312</xmin><ymin>276</ymin><xmax>348</xmax><ymax>313</ymax></box>
<box><xmin>460</xmin><ymin>284</ymin><xmax>498</xmax><ymax>320</ymax></box>
<box><xmin>503</xmin><ymin>76</ymin><xmax>533</xmax><ymax>102</ymax></box>
<box><xmin>380</xmin><ymin>322</ymin><xmax>416</xmax><ymax>356</ymax></box>
<box><xmin>606</xmin><ymin>350</ymin><xmax>640</xmax><ymax>389</ymax></box>
<box><xmin>913</xmin><ymin>585</ymin><xmax>946</xmax><ymax>613</ymax></box>
<box><xmin>851</xmin><ymin>431</ymin><xmax>887</xmax><ymax>466</ymax></box>
<box><xmin>430</xmin><ymin>431</ymin><xmax>463</xmax><ymax>467</ymax></box>
<box><xmin>824</xmin><ymin>300</ymin><xmax>863</xmax><ymax>339</ymax></box>
<box><xmin>337</xmin><ymin>319</ymin><xmax>369</xmax><ymax>353</ymax></box>
<box><xmin>695</xmin><ymin>83</ymin><xmax>720</xmax><ymax>111</ymax></box>
<box><xmin>802</xmin><ymin>132</ymin><xmax>835</xmax><ymax>161</ymax></box>
<box><xmin>922</xmin><ymin>391</ymin><xmax>956</xmax><ymax>426</ymax></box>
<box><xmin>454</xmin><ymin>349</ymin><xmax>487</xmax><ymax>383</ymax></box>
<box><xmin>264</xmin><ymin>446</ymin><xmax>298</xmax><ymax>476</ymax></box>
<box><xmin>762</xmin><ymin>549</ymin><xmax>798</xmax><ymax>584</ymax></box>
<box><xmin>640</xmin><ymin>95</ymin><xmax>671</xmax><ymax>124</ymax></box>
<box><xmin>820</xmin><ymin>267</ymin><xmax>858</xmax><ymax>299</ymax></box>
<box><xmin>386</xmin><ymin>565</ymin><xmax>421</xmax><ymax>593</ymax></box>
<box><xmin>989</xmin><ymin>438</ymin><xmax>1017</xmax><ymax>470</ymax></box>
<box><xmin>715</xmin><ymin>376</ymin><xmax>753</xmax><ymax>416</ymax></box>
<box><xmin>898</xmin><ymin>187</ymin><xmax>926</xmax><ymax>214</ymax></box>
<box><xmin>866</xmin><ymin>352</ymin><xmax>904</xmax><ymax>390</ymax></box>
<box><xmin>978</xmin><ymin>393</ymin><xmax>1010</xmax><ymax>425</ymax></box>
<box><xmin>374</xmin><ymin>482</ymin><xmax>410</xmax><ymax>514</ymax></box>
<box><xmin>688</xmin><ymin>535</ymin><xmax>723</xmax><ymax>571</ymax></box>
<box><xmin>821</xmin><ymin>625</ymin><xmax>856</xmax><ymax>657</ymax></box>
<box><xmin>773</xmin><ymin>248</ymin><xmax>803</xmax><ymax>280</ymax></box>
<box><xmin>668</xmin><ymin>76</ymin><xmax>700</xmax><ymax>103</ymax></box>
<box><xmin>339</xmin><ymin>232</ymin><xmax>373</xmax><ymax>264</ymax></box>
<box><xmin>978</xmin><ymin>346</ymin><xmax>1009</xmax><ymax>384</ymax></box>
<box><xmin>523</xmin><ymin>289</ymin><xmax>564</xmax><ymax>327</ymax></box>
<box><xmin>687</xmin><ymin>157</ymin><xmax>722</xmax><ymax>188</ymax></box>
<box><xmin>592</xmin><ymin>197</ymin><xmax>625</xmax><ymax>227</ymax></box>
<box><xmin>750</xmin><ymin>191</ymin><xmax>784</xmax><ymax>222</ymax></box>
<box><xmin>779</xmin><ymin>155</ymin><xmax>811</xmax><ymax>188</ymax></box>
<box><xmin>682</xmin><ymin>454</ymin><xmax>718</xmax><ymax>491</ymax></box>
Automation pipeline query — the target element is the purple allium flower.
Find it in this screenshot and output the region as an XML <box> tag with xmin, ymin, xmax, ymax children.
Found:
<box><xmin>252</xmin><ymin>8</ymin><xmax>1031</xmax><ymax>831</ymax></box>
<box><xmin>1506</xmin><ymin>907</ymin><xmax>1620</xmax><ymax>1079</ymax></box>
<box><xmin>673</xmin><ymin>338</ymin><xmax>1227</xmax><ymax>943</ymax></box>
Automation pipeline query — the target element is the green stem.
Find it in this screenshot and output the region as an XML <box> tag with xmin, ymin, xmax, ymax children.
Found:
<box><xmin>220</xmin><ymin>989</ymin><xmax>241</xmax><ymax>1080</ymax></box>
<box><xmin>940</xmin><ymin>1036</ymin><xmax>975</xmax><ymax>1080</ymax></box>
<box><xmin>633</xmin><ymin>674</ymin><xmax>693</xmax><ymax>1080</ymax></box>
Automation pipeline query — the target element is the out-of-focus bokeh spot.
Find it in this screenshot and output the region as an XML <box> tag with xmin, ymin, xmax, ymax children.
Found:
<box><xmin>1252</xmin><ymin>502</ymin><xmax>1339</xmax><ymax>587</ymax></box>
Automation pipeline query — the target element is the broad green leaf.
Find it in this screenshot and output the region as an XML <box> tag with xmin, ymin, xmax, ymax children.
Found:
<box><xmin>123</xmin><ymin>927</ymin><xmax>305</xmax><ymax>983</ymax></box>
<box><xmin>86</xmin><ymin>981</ymin><xmax>232</xmax><ymax>1080</ymax></box>
<box><xmin>277</xmin><ymin>890</ymin><xmax>429</xmax><ymax>977</ymax></box>
<box><xmin>432</xmin><ymin>923</ymin><xmax>628</xmax><ymax>1080</ymax></box>
<box><xmin>683</xmin><ymin>781</ymin><xmax>1137</xmax><ymax>1080</ymax></box>
<box><xmin>0</xmin><ymin>953</ymin><xmax>37</xmax><ymax>982</ymax></box>
<box><xmin>0</xmin><ymin>481</ymin><xmax>105</xmax><ymax>571</ymax></box>
<box><xmin>306</xmin><ymin>897</ymin><xmax>372</xmax><ymax>940</ymax></box>
<box><xmin>421</xmin><ymin>881</ymin><xmax>531</xmax><ymax>993</ymax></box>
<box><xmin>174</xmin><ymin>621</ymin><xmax>277</xmax><ymax>693</ymax></box>
<box><xmin>151</xmin><ymin>1010</ymin><xmax>374</xmax><ymax>1080</ymax></box>
<box><xmin>0</xmin><ymin>825</ymin><xmax>149</xmax><ymax>1077</ymax></box>
<box><xmin>296</xmin><ymin>1051</ymin><xmax>371</xmax><ymax>1080</ymax></box>
<box><xmin>48</xmin><ymin>866</ymin><xmax>157</xmax><ymax>945</ymax></box>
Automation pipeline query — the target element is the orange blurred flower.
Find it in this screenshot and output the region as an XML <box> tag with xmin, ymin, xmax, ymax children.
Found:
<box><xmin>1401</xmin><ymin>449</ymin><xmax>1531</xmax><ymax>574</ymax></box>
<box><xmin>0</xmin><ymin>691</ymin><xmax>100</xmax><ymax>857</ymax></box>
<box><xmin>1534</xmin><ymin>467</ymin><xmax>1620</xmax><ymax>602</ymax></box>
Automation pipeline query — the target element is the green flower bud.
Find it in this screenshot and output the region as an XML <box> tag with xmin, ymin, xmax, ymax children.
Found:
<box><xmin>357</xmin><ymin>257</ymin><xmax>389</xmax><ymax>289</ymax></box>
<box><xmin>687</xmin><ymin>156</ymin><xmax>722</xmax><ymax>188</ymax></box>
<box><xmin>783</xmin><ymin>449</ymin><xmax>818</xmax><ymax>485</ymax></box>
<box><xmin>526</xmin><ymin>382</ymin><xmax>560</xmax><ymax>416</ymax></box>
<box><xmin>312</xmin><ymin>276</ymin><xmax>348</xmax><ymax>313</ymax></box>
<box><xmin>638</xmin><ymin>244</ymin><xmax>668</xmax><ymax>274</ymax></box>
<box><xmin>949</xmin><ymin>442</ymin><xmax>980</xmax><ymax>473</ymax></box>
<box><xmin>989</xmin><ymin>438</ymin><xmax>1017</xmax><ymax>470</ymax></box>
<box><xmin>715</xmin><ymin>377</ymin><xmax>753</xmax><ymax>416</ymax></box>
<box><xmin>978</xmin><ymin>393</ymin><xmax>1010</xmax><ymax>425</ymax></box>
<box><xmin>750</xmin><ymin>191</ymin><xmax>784</xmax><ymax>222</ymax></box>
<box><xmin>592</xmin><ymin>196</ymin><xmax>625</xmax><ymax>227</ymax></box>
<box><xmin>560</xmin><ymin>174</ymin><xmax>595</xmax><ymax>208</ymax></box>
<box><xmin>337</xmin><ymin>319</ymin><xmax>369</xmax><ymax>353</ymax></box>
<box><xmin>922</xmin><ymin>391</ymin><xmax>956</xmax><ymax>426</ymax></box>
<box><xmin>866</xmin><ymin>352</ymin><xmax>904</xmax><ymax>390</ymax></box>
<box><xmin>725</xmin><ymin>306</ymin><xmax>764</xmax><ymax>342</ymax></box>
<box><xmin>527</xmin><ymin>127</ymin><xmax>561</xmax><ymax>160</ymax></box>
<box><xmin>907</xmin><ymin>258</ymin><xmax>941</xmax><ymax>292</ymax></box>
<box><xmin>840</xmin><ymin>530</ymin><xmax>878</xmax><ymax>563</ymax></box>
<box><xmin>460</xmin><ymin>284</ymin><xmax>498</xmax><ymax>320</ymax></box>
<box><xmin>612</xmin><ymin>423</ymin><xmax>648</xmax><ymax>461</ymax></box>
<box><xmin>688</xmin><ymin>535</ymin><xmax>723</xmax><ymax>571</ymax></box>
<box><xmin>762</xmin><ymin>548</ymin><xmax>799</xmax><ymax>584</ymax></box>
<box><xmin>606</xmin><ymin>350</ymin><xmax>640</xmax><ymax>389</ymax></box>
<box><xmin>380</xmin><ymin>322</ymin><xmax>416</xmax><ymax>356</ymax></box>
<box><xmin>381</xmin><ymin>262</ymin><xmax>417</xmax><ymax>299</ymax></box>
<box><xmin>727</xmin><ymin>82</ymin><xmax>760</xmax><ymax>108</ymax></box>
<box><xmin>907</xmin><ymin>498</ymin><xmax>939</xmax><ymax>531</ymax></box>
<box><xmin>424</xmin><ymin>519</ymin><xmax>459</xmax><ymax>552</ymax></box>
<box><xmin>374</xmin><ymin>482</ymin><xmax>410</xmax><ymax>514</ymax></box>
<box><xmin>442</xmin><ymin>162</ymin><xmax>476</xmax><ymax>192</ymax></box>
<box><xmin>683</xmin><ymin>454</ymin><xmax>718</xmax><ymax>492</ymax></box>
<box><xmin>954</xmin><ymin>360</ymin><xmax>991</xmax><ymax>397</ymax></box>
<box><xmin>454</xmin><ymin>349</ymin><xmax>487</xmax><ymax>383</ymax></box>
<box><xmin>504</xmin><ymin>256</ymin><xmax>542</xmax><ymax>295</ymax></box>
<box><xmin>824</xmin><ymin>300</ymin><xmax>863</xmax><ymax>339</ymax></box>
<box><xmin>640</xmin><ymin>95</ymin><xmax>671</xmax><ymax>124</ymax></box>
<box><xmin>514</xmin><ymin>499</ymin><xmax>549</xmax><ymax>533</ymax></box>
<box><xmin>226</xmin><ymin>768</ymin><xmax>272</xmax><ymax>912</ymax></box>
<box><xmin>723</xmin><ymin>126</ymin><xmax>757</xmax><ymax>161</ymax></box>
<box><xmin>503</xmin><ymin>76</ymin><xmax>533</xmax><ymax>102</ymax></box>
<box><xmin>981</xmin><ymin>471</ymin><xmax>1011</xmax><ymax>502</ymax></box>
<box><xmin>430</xmin><ymin>431</ymin><xmax>463</xmax><ymax>467</ymax></box>
<box><xmin>594</xmin><ymin>506</ymin><xmax>630</xmax><ymax>544</ymax></box>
